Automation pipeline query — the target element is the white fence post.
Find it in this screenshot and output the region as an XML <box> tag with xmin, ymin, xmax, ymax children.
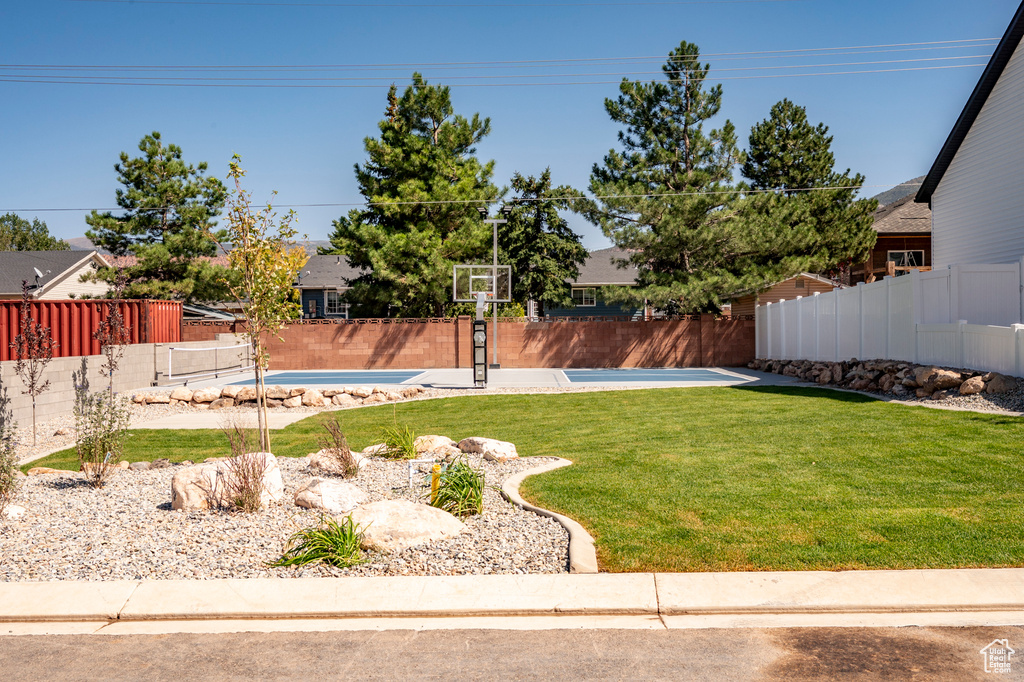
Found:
<box><xmin>857</xmin><ymin>282</ymin><xmax>865</xmax><ymax>361</ymax></box>
<box><xmin>884</xmin><ymin>276</ymin><xmax>892</xmax><ymax>360</ymax></box>
<box><xmin>1015</xmin><ymin>324</ymin><xmax>1024</xmax><ymax>377</ymax></box>
<box><xmin>949</xmin><ymin>265</ymin><xmax>960</xmax><ymax>324</ymax></box>
<box><xmin>795</xmin><ymin>296</ymin><xmax>803</xmax><ymax>359</ymax></box>
<box><xmin>834</xmin><ymin>290</ymin><xmax>841</xmax><ymax>361</ymax></box>
<box><xmin>765</xmin><ymin>302</ymin><xmax>772</xmax><ymax>359</ymax></box>
<box><xmin>910</xmin><ymin>269</ymin><xmax>921</xmax><ymax>364</ymax></box>
<box><xmin>814</xmin><ymin>292</ymin><xmax>821</xmax><ymax>361</ymax></box>
<box><xmin>1019</xmin><ymin>256</ymin><xmax>1024</xmax><ymax>324</ymax></box>
<box><xmin>957</xmin><ymin>319</ymin><xmax>967</xmax><ymax>369</ymax></box>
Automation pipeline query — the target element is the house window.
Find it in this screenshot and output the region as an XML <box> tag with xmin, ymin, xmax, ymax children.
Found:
<box><xmin>572</xmin><ymin>287</ymin><xmax>597</xmax><ymax>307</ymax></box>
<box><xmin>326</xmin><ymin>290</ymin><xmax>349</xmax><ymax>318</ymax></box>
<box><xmin>887</xmin><ymin>250</ymin><xmax>925</xmax><ymax>268</ymax></box>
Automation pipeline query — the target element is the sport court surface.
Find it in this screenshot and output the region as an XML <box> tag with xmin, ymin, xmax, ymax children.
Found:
<box><xmin>222</xmin><ymin>367</ymin><xmax>791</xmax><ymax>389</ymax></box>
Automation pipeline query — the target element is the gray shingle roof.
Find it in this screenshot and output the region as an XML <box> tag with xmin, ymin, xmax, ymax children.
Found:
<box><xmin>571</xmin><ymin>247</ymin><xmax>639</xmax><ymax>286</ymax></box>
<box><xmin>871</xmin><ymin>194</ymin><xmax>932</xmax><ymax>235</ymax></box>
<box><xmin>295</xmin><ymin>254</ymin><xmax>363</xmax><ymax>289</ymax></box>
<box><xmin>0</xmin><ymin>251</ymin><xmax>102</xmax><ymax>295</ymax></box>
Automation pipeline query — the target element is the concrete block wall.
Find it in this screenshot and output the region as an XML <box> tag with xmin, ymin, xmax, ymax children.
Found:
<box><xmin>182</xmin><ymin>318</ymin><xmax>756</xmax><ymax>370</ymax></box>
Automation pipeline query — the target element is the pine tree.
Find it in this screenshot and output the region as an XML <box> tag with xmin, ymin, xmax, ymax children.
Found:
<box><xmin>323</xmin><ymin>75</ymin><xmax>499</xmax><ymax>318</ymax></box>
<box><xmin>85</xmin><ymin>132</ymin><xmax>231</xmax><ymax>302</ymax></box>
<box><xmin>0</xmin><ymin>214</ymin><xmax>70</xmax><ymax>251</ymax></box>
<box><xmin>742</xmin><ymin>99</ymin><xmax>876</xmax><ymax>274</ymax></box>
<box><xmin>501</xmin><ymin>170</ymin><xmax>587</xmax><ymax>313</ymax></box>
<box><xmin>585</xmin><ymin>41</ymin><xmax>746</xmax><ymax>313</ymax></box>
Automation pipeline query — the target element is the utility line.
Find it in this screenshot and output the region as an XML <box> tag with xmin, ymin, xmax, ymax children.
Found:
<box><xmin>2</xmin><ymin>183</ymin><xmax>922</xmax><ymax>213</ymax></box>
<box><xmin>65</xmin><ymin>0</ymin><xmax>808</xmax><ymax>8</ymax></box>
<box><xmin>0</xmin><ymin>62</ymin><xmax>987</xmax><ymax>88</ymax></box>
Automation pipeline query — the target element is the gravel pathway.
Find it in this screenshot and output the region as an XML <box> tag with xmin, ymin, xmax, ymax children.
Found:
<box><xmin>1</xmin><ymin>455</ymin><xmax>568</xmax><ymax>582</ymax></box>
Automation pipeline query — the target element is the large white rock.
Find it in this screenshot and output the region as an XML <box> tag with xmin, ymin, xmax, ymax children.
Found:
<box><xmin>414</xmin><ymin>435</ymin><xmax>455</xmax><ymax>454</ymax></box>
<box><xmin>308</xmin><ymin>448</ymin><xmax>367</xmax><ymax>476</ymax></box>
<box><xmin>361</xmin><ymin>443</ymin><xmax>388</xmax><ymax>456</ymax></box>
<box><xmin>265</xmin><ymin>385</ymin><xmax>290</xmax><ymax>400</ymax></box>
<box><xmin>1</xmin><ymin>504</ymin><xmax>25</xmax><ymax>520</ymax></box>
<box><xmin>347</xmin><ymin>500</ymin><xmax>465</xmax><ymax>552</ymax></box>
<box><xmin>169</xmin><ymin>387</ymin><xmax>194</xmax><ymax>402</ymax></box>
<box><xmin>332</xmin><ymin>393</ymin><xmax>361</xmax><ymax>408</ymax></box>
<box><xmin>301</xmin><ymin>389</ymin><xmax>325</xmax><ymax>407</ymax></box>
<box><xmin>221</xmin><ymin>385</ymin><xmax>243</xmax><ymax>399</ymax></box>
<box><xmin>146</xmin><ymin>393</ymin><xmax>171</xmax><ymax>404</ymax></box>
<box><xmin>170</xmin><ymin>452</ymin><xmax>284</xmax><ymax>511</ymax></box>
<box><xmin>191</xmin><ymin>387</ymin><xmax>221</xmax><ymax>403</ymax></box>
<box><xmin>457</xmin><ymin>437</ymin><xmax>519</xmax><ymax>463</ymax></box>
<box><xmin>294</xmin><ymin>478</ymin><xmax>367</xmax><ymax>514</ymax></box>
<box><xmin>351</xmin><ymin>386</ymin><xmax>373</xmax><ymax>398</ymax></box>
<box><xmin>283</xmin><ymin>395</ymin><xmax>302</xmax><ymax>408</ymax></box>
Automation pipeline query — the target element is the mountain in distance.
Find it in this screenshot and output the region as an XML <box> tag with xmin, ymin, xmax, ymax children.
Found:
<box><xmin>65</xmin><ymin>237</ymin><xmax>332</xmax><ymax>256</ymax></box>
<box><xmin>871</xmin><ymin>176</ymin><xmax>926</xmax><ymax>207</ymax></box>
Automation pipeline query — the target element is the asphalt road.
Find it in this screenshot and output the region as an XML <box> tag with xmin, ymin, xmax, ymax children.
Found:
<box><xmin>2</xmin><ymin>626</ymin><xmax>1023</xmax><ymax>681</ymax></box>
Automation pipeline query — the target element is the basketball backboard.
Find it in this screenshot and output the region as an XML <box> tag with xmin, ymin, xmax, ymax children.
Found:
<box><xmin>453</xmin><ymin>265</ymin><xmax>511</xmax><ymax>303</ymax></box>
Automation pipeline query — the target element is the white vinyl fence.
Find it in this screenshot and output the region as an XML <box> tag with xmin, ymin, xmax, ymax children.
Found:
<box><xmin>756</xmin><ymin>260</ymin><xmax>1024</xmax><ymax>376</ymax></box>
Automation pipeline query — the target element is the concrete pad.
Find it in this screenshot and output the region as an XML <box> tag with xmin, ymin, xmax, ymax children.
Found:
<box><xmin>0</xmin><ymin>581</ymin><xmax>139</xmax><ymax>622</ymax></box>
<box><xmin>119</xmin><ymin>574</ymin><xmax>659</xmax><ymax>620</ymax></box>
<box><xmin>99</xmin><ymin>615</ymin><xmax>666</xmax><ymax>635</ymax></box>
<box><xmin>0</xmin><ymin>621</ymin><xmax>110</xmax><ymax>636</ymax></box>
<box><xmin>662</xmin><ymin>611</ymin><xmax>1024</xmax><ymax>630</ymax></box>
<box><xmin>656</xmin><ymin>568</ymin><xmax>1024</xmax><ymax>615</ymax></box>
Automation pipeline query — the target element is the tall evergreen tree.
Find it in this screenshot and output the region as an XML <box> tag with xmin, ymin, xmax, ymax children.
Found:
<box><xmin>742</xmin><ymin>99</ymin><xmax>876</xmax><ymax>274</ymax></box>
<box><xmin>585</xmin><ymin>41</ymin><xmax>746</xmax><ymax>312</ymax></box>
<box><xmin>500</xmin><ymin>170</ymin><xmax>587</xmax><ymax>313</ymax></box>
<box><xmin>0</xmin><ymin>214</ymin><xmax>69</xmax><ymax>251</ymax></box>
<box><xmin>85</xmin><ymin>132</ymin><xmax>230</xmax><ymax>302</ymax></box>
<box><xmin>323</xmin><ymin>75</ymin><xmax>499</xmax><ymax>317</ymax></box>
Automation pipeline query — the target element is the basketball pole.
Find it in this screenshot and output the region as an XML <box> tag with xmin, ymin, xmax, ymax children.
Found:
<box><xmin>479</xmin><ymin>205</ymin><xmax>511</xmax><ymax>369</ymax></box>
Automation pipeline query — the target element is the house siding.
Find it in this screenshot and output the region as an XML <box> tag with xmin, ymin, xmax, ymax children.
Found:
<box><xmin>931</xmin><ymin>38</ymin><xmax>1024</xmax><ymax>266</ymax></box>
<box><xmin>545</xmin><ymin>299</ymin><xmax>641</xmax><ymax>318</ymax></box>
<box><xmin>731</xmin><ymin>276</ymin><xmax>834</xmax><ymax>317</ymax></box>
<box><xmin>44</xmin><ymin>261</ymin><xmax>110</xmax><ymax>299</ymax></box>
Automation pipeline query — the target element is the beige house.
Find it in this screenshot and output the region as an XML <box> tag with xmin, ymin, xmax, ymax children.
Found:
<box><xmin>729</xmin><ymin>273</ymin><xmax>837</xmax><ymax>317</ymax></box>
<box><xmin>0</xmin><ymin>251</ymin><xmax>111</xmax><ymax>300</ymax></box>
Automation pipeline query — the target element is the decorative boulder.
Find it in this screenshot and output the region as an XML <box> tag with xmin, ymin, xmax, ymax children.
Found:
<box><xmin>190</xmin><ymin>387</ymin><xmax>220</xmax><ymax>403</ymax></box>
<box><xmin>146</xmin><ymin>393</ymin><xmax>171</xmax><ymax>404</ymax></box>
<box><xmin>150</xmin><ymin>458</ymin><xmax>172</xmax><ymax>469</ymax></box>
<box><xmin>385</xmin><ymin>391</ymin><xmax>404</xmax><ymax>402</ymax></box>
<box><xmin>170</xmin><ymin>452</ymin><xmax>284</xmax><ymax>512</ymax></box>
<box><xmin>235</xmin><ymin>386</ymin><xmax>258</xmax><ymax>402</ymax></box>
<box><xmin>308</xmin><ymin>448</ymin><xmax>367</xmax><ymax>476</ymax></box>
<box><xmin>351</xmin><ymin>386</ymin><xmax>373</xmax><ymax>398</ymax></box>
<box><xmin>322</xmin><ymin>389</ymin><xmax>342</xmax><ymax>398</ymax></box>
<box><xmin>289</xmin><ymin>387</ymin><xmax>307</xmax><ymax>398</ymax></box>
<box><xmin>332</xmin><ymin>394</ymin><xmax>361</xmax><ymax>408</ymax></box>
<box><xmin>301</xmin><ymin>389</ymin><xmax>325</xmax><ymax>407</ymax></box>
<box><xmin>457</xmin><ymin>437</ymin><xmax>519</xmax><ymax>463</ymax></box>
<box><xmin>346</xmin><ymin>500</ymin><xmax>465</xmax><ymax>552</ymax></box>
<box><xmin>959</xmin><ymin>376</ymin><xmax>986</xmax><ymax>396</ymax></box>
<box><xmin>414</xmin><ymin>435</ymin><xmax>455</xmax><ymax>454</ymax></box>
<box><xmin>221</xmin><ymin>385</ymin><xmax>243</xmax><ymax>399</ymax></box>
<box><xmin>282</xmin><ymin>396</ymin><xmax>302</xmax><ymax>408</ymax></box>
<box><xmin>914</xmin><ymin>366</ymin><xmax>962</xmax><ymax>393</ymax></box>
<box><xmin>294</xmin><ymin>478</ymin><xmax>367</xmax><ymax>514</ymax></box>
<box><xmin>362</xmin><ymin>393</ymin><xmax>387</xmax><ymax>405</ymax></box>
<box><xmin>986</xmin><ymin>373</ymin><xmax>1017</xmax><ymax>395</ymax></box>
<box><xmin>129</xmin><ymin>461</ymin><xmax>151</xmax><ymax>471</ymax></box>
<box><xmin>26</xmin><ymin>467</ymin><xmax>64</xmax><ymax>476</ymax></box>
<box><xmin>266</xmin><ymin>385</ymin><xmax>290</xmax><ymax>400</ymax></box>
<box><xmin>169</xmin><ymin>387</ymin><xmax>194</xmax><ymax>402</ymax></box>
<box><xmin>401</xmin><ymin>386</ymin><xmax>422</xmax><ymax>399</ymax></box>
<box><xmin>210</xmin><ymin>398</ymin><xmax>235</xmax><ymax>409</ymax></box>
<box><xmin>361</xmin><ymin>443</ymin><xmax>388</xmax><ymax>456</ymax></box>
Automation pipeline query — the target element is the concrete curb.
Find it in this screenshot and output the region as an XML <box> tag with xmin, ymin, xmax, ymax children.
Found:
<box><xmin>500</xmin><ymin>458</ymin><xmax>599</xmax><ymax>574</ymax></box>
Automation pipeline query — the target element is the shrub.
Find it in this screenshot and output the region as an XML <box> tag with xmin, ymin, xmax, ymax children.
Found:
<box><xmin>429</xmin><ymin>457</ymin><xmax>485</xmax><ymax>517</ymax></box>
<box><xmin>74</xmin><ymin>389</ymin><xmax>130</xmax><ymax>488</ymax></box>
<box><xmin>318</xmin><ymin>415</ymin><xmax>358</xmax><ymax>478</ymax></box>
<box><xmin>0</xmin><ymin>423</ymin><xmax>18</xmax><ymax>519</ymax></box>
<box><xmin>269</xmin><ymin>514</ymin><xmax>366</xmax><ymax>568</ymax></box>
<box><xmin>378</xmin><ymin>420</ymin><xmax>417</xmax><ymax>460</ymax></box>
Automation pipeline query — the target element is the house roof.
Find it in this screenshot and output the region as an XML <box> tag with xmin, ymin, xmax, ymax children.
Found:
<box><xmin>0</xmin><ymin>250</ymin><xmax>109</xmax><ymax>296</ymax></box>
<box><xmin>915</xmin><ymin>0</ymin><xmax>1024</xmax><ymax>205</ymax></box>
<box><xmin>294</xmin><ymin>254</ymin><xmax>363</xmax><ymax>289</ymax></box>
<box><xmin>572</xmin><ymin>247</ymin><xmax>639</xmax><ymax>286</ymax></box>
<box><xmin>871</xmin><ymin>194</ymin><xmax>931</xmax><ymax>235</ymax></box>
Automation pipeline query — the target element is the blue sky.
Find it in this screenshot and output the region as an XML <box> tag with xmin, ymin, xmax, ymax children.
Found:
<box><xmin>1</xmin><ymin>0</ymin><xmax>1020</xmax><ymax>249</ymax></box>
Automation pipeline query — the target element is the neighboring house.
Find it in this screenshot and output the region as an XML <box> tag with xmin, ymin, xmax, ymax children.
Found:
<box><xmin>0</xmin><ymin>250</ymin><xmax>110</xmax><ymax>300</ymax></box>
<box><xmin>915</xmin><ymin>0</ymin><xmax>1024</xmax><ymax>266</ymax></box>
<box><xmin>729</xmin><ymin>273</ymin><xmax>838</xmax><ymax>317</ymax></box>
<box><xmin>852</xmin><ymin>192</ymin><xmax>932</xmax><ymax>284</ymax></box>
<box><xmin>544</xmin><ymin>247</ymin><xmax>642</xmax><ymax>318</ymax></box>
<box><xmin>294</xmin><ymin>254</ymin><xmax>360</xmax><ymax>319</ymax></box>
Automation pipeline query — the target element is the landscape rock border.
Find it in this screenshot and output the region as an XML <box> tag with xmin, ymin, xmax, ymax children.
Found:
<box><xmin>132</xmin><ymin>384</ymin><xmax>425</xmax><ymax>410</ymax></box>
<box><xmin>500</xmin><ymin>458</ymin><xmax>597</xmax><ymax>575</ymax></box>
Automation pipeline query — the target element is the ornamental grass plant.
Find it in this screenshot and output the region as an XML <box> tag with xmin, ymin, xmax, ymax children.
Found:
<box><xmin>429</xmin><ymin>457</ymin><xmax>485</xmax><ymax>517</ymax></box>
<box><xmin>378</xmin><ymin>418</ymin><xmax>417</xmax><ymax>460</ymax></box>
<box><xmin>317</xmin><ymin>415</ymin><xmax>359</xmax><ymax>478</ymax></box>
<box><xmin>270</xmin><ymin>514</ymin><xmax>366</xmax><ymax>568</ymax></box>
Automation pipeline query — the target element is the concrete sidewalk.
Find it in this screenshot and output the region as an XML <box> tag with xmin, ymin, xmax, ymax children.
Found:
<box><xmin>4</xmin><ymin>568</ymin><xmax>1024</xmax><ymax>635</ymax></box>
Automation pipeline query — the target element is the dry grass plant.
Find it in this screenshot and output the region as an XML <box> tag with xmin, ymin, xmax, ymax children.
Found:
<box><xmin>218</xmin><ymin>416</ymin><xmax>267</xmax><ymax>512</ymax></box>
<box><xmin>317</xmin><ymin>415</ymin><xmax>358</xmax><ymax>478</ymax></box>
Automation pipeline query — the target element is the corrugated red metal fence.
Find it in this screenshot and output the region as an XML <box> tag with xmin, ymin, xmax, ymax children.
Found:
<box><xmin>0</xmin><ymin>300</ymin><xmax>181</xmax><ymax>361</ymax></box>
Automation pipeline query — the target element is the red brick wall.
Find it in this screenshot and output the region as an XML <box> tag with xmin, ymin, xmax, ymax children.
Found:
<box><xmin>182</xmin><ymin>316</ymin><xmax>755</xmax><ymax>369</ymax></box>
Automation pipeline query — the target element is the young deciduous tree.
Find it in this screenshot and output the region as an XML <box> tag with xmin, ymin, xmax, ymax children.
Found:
<box><xmin>11</xmin><ymin>282</ymin><xmax>57</xmax><ymax>445</ymax></box>
<box><xmin>0</xmin><ymin>214</ymin><xmax>70</xmax><ymax>251</ymax></box>
<box><xmin>217</xmin><ymin>156</ymin><xmax>306</xmax><ymax>452</ymax></box>
<box><xmin>324</xmin><ymin>75</ymin><xmax>500</xmax><ymax>317</ymax></box>
<box><xmin>93</xmin><ymin>270</ymin><xmax>131</xmax><ymax>398</ymax></box>
<box><xmin>585</xmin><ymin>41</ymin><xmax>746</xmax><ymax>313</ymax></box>
<box><xmin>501</xmin><ymin>170</ymin><xmax>588</xmax><ymax>313</ymax></box>
<box><xmin>85</xmin><ymin>132</ymin><xmax>231</xmax><ymax>302</ymax></box>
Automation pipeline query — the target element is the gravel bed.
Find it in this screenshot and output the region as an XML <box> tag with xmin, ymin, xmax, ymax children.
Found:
<box><xmin>1</xmin><ymin>455</ymin><xmax>569</xmax><ymax>581</ymax></box>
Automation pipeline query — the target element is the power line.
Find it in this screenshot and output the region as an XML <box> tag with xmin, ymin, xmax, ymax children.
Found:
<box><xmin>0</xmin><ymin>62</ymin><xmax>988</xmax><ymax>88</ymax></box>
<box><xmin>1</xmin><ymin>183</ymin><xmax>922</xmax><ymax>213</ymax></box>
<box><xmin>65</xmin><ymin>0</ymin><xmax>808</xmax><ymax>7</ymax></box>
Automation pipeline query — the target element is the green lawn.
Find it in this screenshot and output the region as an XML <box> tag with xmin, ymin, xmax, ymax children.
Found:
<box><xmin>28</xmin><ymin>387</ymin><xmax>1024</xmax><ymax>573</ymax></box>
